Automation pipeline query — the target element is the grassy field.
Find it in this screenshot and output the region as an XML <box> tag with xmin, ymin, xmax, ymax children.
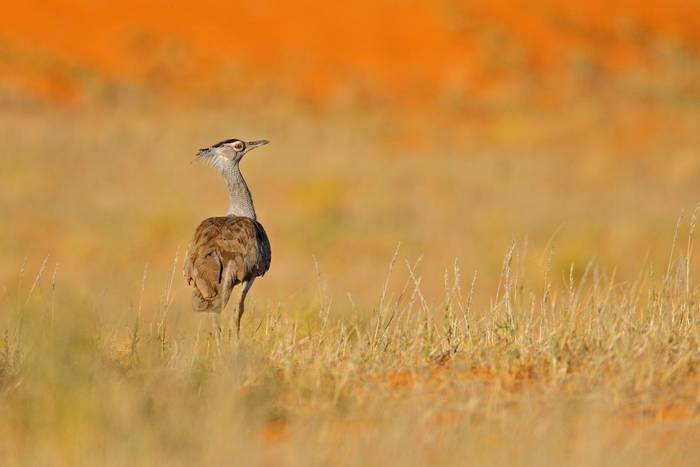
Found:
<box><xmin>1</xmin><ymin>104</ymin><xmax>699</xmax><ymax>465</ymax></box>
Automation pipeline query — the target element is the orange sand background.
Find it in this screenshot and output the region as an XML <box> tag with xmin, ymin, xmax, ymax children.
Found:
<box><xmin>1</xmin><ymin>0</ymin><xmax>699</xmax><ymax>106</ymax></box>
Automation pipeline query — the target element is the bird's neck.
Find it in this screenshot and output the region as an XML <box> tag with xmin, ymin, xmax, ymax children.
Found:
<box><xmin>222</xmin><ymin>163</ymin><xmax>256</xmax><ymax>220</ymax></box>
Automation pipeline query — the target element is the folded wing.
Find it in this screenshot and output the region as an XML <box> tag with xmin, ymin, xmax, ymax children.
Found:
<box><xmin>184</xmin><ymin>216</ymin><xmax>271</xmax><ymax>312</ymax></box>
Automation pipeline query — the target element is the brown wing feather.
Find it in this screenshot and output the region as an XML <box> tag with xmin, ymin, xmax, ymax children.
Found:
<box><xmin>184</xmin><ymin>216</ymin><xmax>271</xmax><ymax>312</ymax></box>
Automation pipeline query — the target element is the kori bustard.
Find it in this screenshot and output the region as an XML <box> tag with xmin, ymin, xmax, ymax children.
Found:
<box><xmin>184</xmin><ymin>138</ymin><xmax>272</xmax><ymax>337</ymax></box>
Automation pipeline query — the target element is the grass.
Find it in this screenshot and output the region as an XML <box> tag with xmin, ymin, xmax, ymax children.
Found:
<box><xmin>1</xmin><ymin>104</ymin><xmax>699</xmax><ymax>465</ymax></box>
<box><xmin>2</xmin><ymin>230</ymin><xmax>700</xmax><ymax>466</ymax></box>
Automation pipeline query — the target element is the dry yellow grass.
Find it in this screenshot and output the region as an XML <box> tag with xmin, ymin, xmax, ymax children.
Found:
<box><xmin>1</xmin><ymin>104</ymin><xmax>699</xmax><ymax>465</ymax></box>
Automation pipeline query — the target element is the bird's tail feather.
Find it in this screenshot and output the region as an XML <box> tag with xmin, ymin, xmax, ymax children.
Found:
<box><xmin>191</xmin><ymin>285</ymin><xmax>234</xmax><ymax>313</ymax></box>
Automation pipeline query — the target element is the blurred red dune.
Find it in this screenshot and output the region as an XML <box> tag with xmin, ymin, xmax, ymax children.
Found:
<box><xmin>1</xmin><ymin>0</ymin><xmax>699</xmax><ymax>105</ymax></box>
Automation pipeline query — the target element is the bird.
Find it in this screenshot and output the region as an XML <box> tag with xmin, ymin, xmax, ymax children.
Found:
<box><xmin>184</xmin><ymin>138</ymin><xmax>272</xmax><ymax>337</ymax></box>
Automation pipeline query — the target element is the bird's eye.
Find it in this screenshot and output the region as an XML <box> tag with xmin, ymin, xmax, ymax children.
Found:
<box><xmin>233</xmin><ymin>142</ymin><xmax>245</xmax><ymax>151</ymax></box>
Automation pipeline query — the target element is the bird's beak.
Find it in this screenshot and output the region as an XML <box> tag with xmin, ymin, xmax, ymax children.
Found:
<box><xmin>247</xmin><ymin>139</ymin><xmax>269</xmax><ymax>150</ymax></box>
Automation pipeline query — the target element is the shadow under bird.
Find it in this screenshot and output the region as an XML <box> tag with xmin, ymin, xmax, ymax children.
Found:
<box><xmin>184</xmin><ymin>138</ymin><xmax>272</xmax><ymax>337</ymax></box>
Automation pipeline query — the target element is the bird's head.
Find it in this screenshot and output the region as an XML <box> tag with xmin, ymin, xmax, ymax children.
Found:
<box><xmin>196</xmin><ymin>138</ymin><xmax>269</xmax><ymax>167</ymax></box>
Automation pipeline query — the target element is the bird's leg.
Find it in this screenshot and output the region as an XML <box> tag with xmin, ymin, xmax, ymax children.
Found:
<box><xmin>211</xmin><ymin>313</ymin><xmax>224</xmax><ymax>343</ymax></box>
<box><xmin>236</xmin><ymin>278</ymin><xmax>255</xmax><ymax>339</ymax></box>
<box><xmin>219</xmin><ymin>255</ymin><xmax>234</xmax><ymax>315</ymax></box>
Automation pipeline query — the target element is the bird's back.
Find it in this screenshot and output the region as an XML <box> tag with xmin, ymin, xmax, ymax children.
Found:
<box><xmin>184</xmin><ymin>216</ymin><xmax>271</xmax><ymax>312</ymax></box>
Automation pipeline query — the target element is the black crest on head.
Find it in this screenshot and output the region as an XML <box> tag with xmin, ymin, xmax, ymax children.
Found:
<box><xmin>212</xmin><ymin>138</ymin><xmax>242</xmax><ymax>148</ymax></box>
